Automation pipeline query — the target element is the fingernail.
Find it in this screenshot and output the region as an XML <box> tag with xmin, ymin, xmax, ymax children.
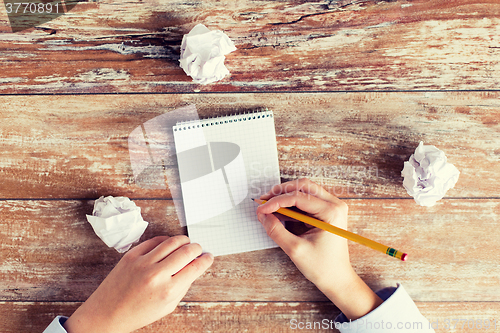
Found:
<box><xmin>206</xmin><ymin>252</ymin><xmax>214</xmax><ymax>260</ymax></box>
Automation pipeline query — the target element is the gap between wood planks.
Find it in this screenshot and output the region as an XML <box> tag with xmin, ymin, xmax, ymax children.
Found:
<box><xmin>1</xmin><ymin>89</ymin><xmax>500</xmax><ymax>96</ymax></box>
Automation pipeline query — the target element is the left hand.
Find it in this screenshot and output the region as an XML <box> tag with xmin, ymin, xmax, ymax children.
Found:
<box><xmin>63</xmin><ymin>235</ymin><xmax>213</xmax><ymax>333</ymax></box>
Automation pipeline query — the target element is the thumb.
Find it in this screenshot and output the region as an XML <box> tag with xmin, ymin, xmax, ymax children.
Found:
<box><xmin>257</xmin><ymin>212</ymin><xmax>300</xmax><ymax>254</ymax></box>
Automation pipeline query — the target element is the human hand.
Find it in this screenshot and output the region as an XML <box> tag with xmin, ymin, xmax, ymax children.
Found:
<box><xmin>63</xmin><ymin>236</ymin><xmax>213</xmax><ymax>333</ymax></box>
<box><xmin>257</xmin><ymin>178</ymin><xmax>382</xmax><ymax>320</ymax></box>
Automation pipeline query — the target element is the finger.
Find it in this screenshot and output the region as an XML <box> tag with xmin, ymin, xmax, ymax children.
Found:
<box><xmin>128</xmin><ymin>236</ymin><xmax>170</xmax><ymax>256</ymax></box>
<box><xmin>171</xmin><ymin>252</ymin><xmax>214</xmax><ymax>288</ymax></box>
<box><xmin>257</xmin><ymin>211</ymin><xmax>301</xmax><ymax>255</ymax></box>
<box><xmin>257</xmin><ymin>190</ymin><xmax>347</xmax><ymax>227</ymax></box>
<box><xmin>257</xmin><ymin>190</ymin><xmax>326</xmax><ymax>217</ymax></box>
<box><xmin>158</xmin><ymin>242</ymin><xmax>204</xmax><ymax>276</ymax></box>
<box><xmin>145</xmin><ymin>235</ymin><xmax>191</xmax><ymax>264</ymax></box>
<box><xmin>260</xmin><ymin>178</ymin><xmax>339</xmax><ymax>204</ymax></box>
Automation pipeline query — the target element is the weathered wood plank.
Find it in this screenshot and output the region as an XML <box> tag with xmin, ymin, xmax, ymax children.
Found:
<box><xmin>1</xmin><ymin>301</ymin><xmax>340</xmax><ymax>333</ymax></box>
<box><xmin>1</xmin><ymin>199</ymin><xmax>498</xmax><ymax>302</ymax></box>
<box><xmin>1</xmin><ymin>0</ymin><xmax>500</xmax><ymax>93</ymax></box>
<box><xmin>0</xmin><ymin>92</ymin><xmax>498</xmax><ymax>199</ymax></box>
<box><xmin>2</xmin><ymin>301</ymin><xmax>500</xmax><ymax>333</ymax></box>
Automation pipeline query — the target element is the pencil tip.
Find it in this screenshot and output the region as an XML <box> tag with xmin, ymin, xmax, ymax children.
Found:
<box><xmin>250</xmin><ymin>198</ymin><xmax>255</xmax><ymax>201</ymax></box>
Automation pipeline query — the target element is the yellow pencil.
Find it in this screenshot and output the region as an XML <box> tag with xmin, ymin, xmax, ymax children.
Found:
<box><xmin>253</xmin><ymin>198</ymin><xmax>407</xmax><ymax>261</ymax></box>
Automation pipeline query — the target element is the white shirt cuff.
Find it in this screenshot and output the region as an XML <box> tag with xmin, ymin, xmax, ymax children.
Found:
<box><xmin>43</xmin><ymin>316</ymin><xmax>69</xmax><ymax>333</ymax></box>
<box><xmin>334</xmin><ymin>284</ymin><xmax>434</xmax><ymax>332</ymax></box>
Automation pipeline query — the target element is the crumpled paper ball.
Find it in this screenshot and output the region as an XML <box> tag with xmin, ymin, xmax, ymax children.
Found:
<box><xmin>86</xmin><ymin>196</ymin><xmax>149</xmax><ymax>253</ymax></box>
<box><xmin>179</xmin><ymin>23</ymin><xmax>237</xmax><ymax>84</ymax></box>
<box><xmin>401</xmin><ymin>141</ymin><xmax>460</xmax><ymax>207</ymax></box>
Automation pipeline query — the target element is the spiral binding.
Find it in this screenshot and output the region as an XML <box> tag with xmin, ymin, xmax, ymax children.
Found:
<box><xmin>173</xmin><ymin>109</ymin><xmax>273</xmax><ymax>131</ymax></box>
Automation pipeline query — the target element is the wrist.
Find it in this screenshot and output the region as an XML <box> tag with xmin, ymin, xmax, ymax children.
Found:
<box><xmin>314</xmin><ymin>262</ymin><xmax>356</xmax><ymax>297</ymax></box>
<box><xmin>64</xmin><ymin>302</ymin><xmax>120</xmax><ymax>333</ymax></box>
<box><xmin>319</xmin><ymin>268</ymin><xmax>383</xmax><ymax>320</ymax></box>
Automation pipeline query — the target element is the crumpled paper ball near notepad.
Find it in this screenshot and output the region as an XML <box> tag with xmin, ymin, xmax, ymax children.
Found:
<box><xmin>87</xmin><ymin>196</ymin><xmax>148</xmax><ymax>253</ymax></box>
<box><xmin>179</xmin><ymin>24</ymin><xmax>237</xmax><ymax>84</ymax></box>
<box><xmin>402</xmin><ymin>142</ymin><xmax>460</xmax><ymax>207</ymax></box>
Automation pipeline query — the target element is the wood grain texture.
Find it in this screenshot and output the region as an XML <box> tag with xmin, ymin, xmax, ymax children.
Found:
<box><xmin>0</xmin><ymin>92</ymin><xmax>498</xmax><ymax>199</ymax></box>
<box><xmin>1</xmin><ymin>199</ymin><xmax>498</xmax><ymax>303</ymax></box>
<box><xmin>1</xmin><ymin>0</ymin><xmax>500</xmax><ymax>93</ymax></box>
<box><xmin>2</xmin><ymin>301</ymin><xmax>500</xmax><ymax>333</ymax></box>
<box><xmin>1</xmin><ymin>1</ymin><xmax>499</xmax><ymax>330</ymax></box>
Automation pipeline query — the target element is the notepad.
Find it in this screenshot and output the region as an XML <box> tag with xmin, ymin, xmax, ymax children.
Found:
<box><xmin>173</xmin><ymin>110</ymin><xmax>280</xmax><ymax>256</ymax></box>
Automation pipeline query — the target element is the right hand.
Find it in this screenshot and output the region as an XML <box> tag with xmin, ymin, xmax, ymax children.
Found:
<box><xmin>257</xmin><ymin>178</ymin><xmax>383</xmax><ymax>320</ymax></box>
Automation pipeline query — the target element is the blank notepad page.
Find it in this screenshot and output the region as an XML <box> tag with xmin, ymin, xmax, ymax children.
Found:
<box><xmin>173</xmin><ymin>110</ymin><xmax>280</xmax><ymax>256</ymax></box>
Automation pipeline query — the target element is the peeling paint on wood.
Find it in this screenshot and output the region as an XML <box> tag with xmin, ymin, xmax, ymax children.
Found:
<box><xmin>0</xmin><ymin>0</ymin><xmax>500</xmax><ymax>93</ymax></box>
<box><xmin>1</xmin><ymin>1</ymin><xmax>499</xmax><ymax>330</ymax></box>
<box><xmin>2</xmin><ymin>301</ymin><xmax>500</xmax><ymax>333</ymax></box>
<box><xmin>0</xmin><ymin>92</ymin><xmax>498</xmax><ymax>198</ymax></box>
<box><xmin>1</xmin><ymin>199</ymin><xmax>498</xmax><ymax>302</ymax></box>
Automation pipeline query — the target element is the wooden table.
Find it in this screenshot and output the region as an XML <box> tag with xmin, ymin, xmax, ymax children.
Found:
<box><xmin>1</xmin><ymin>1</ymin><xmax>499</xmax><ymax>332</ymax></box>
